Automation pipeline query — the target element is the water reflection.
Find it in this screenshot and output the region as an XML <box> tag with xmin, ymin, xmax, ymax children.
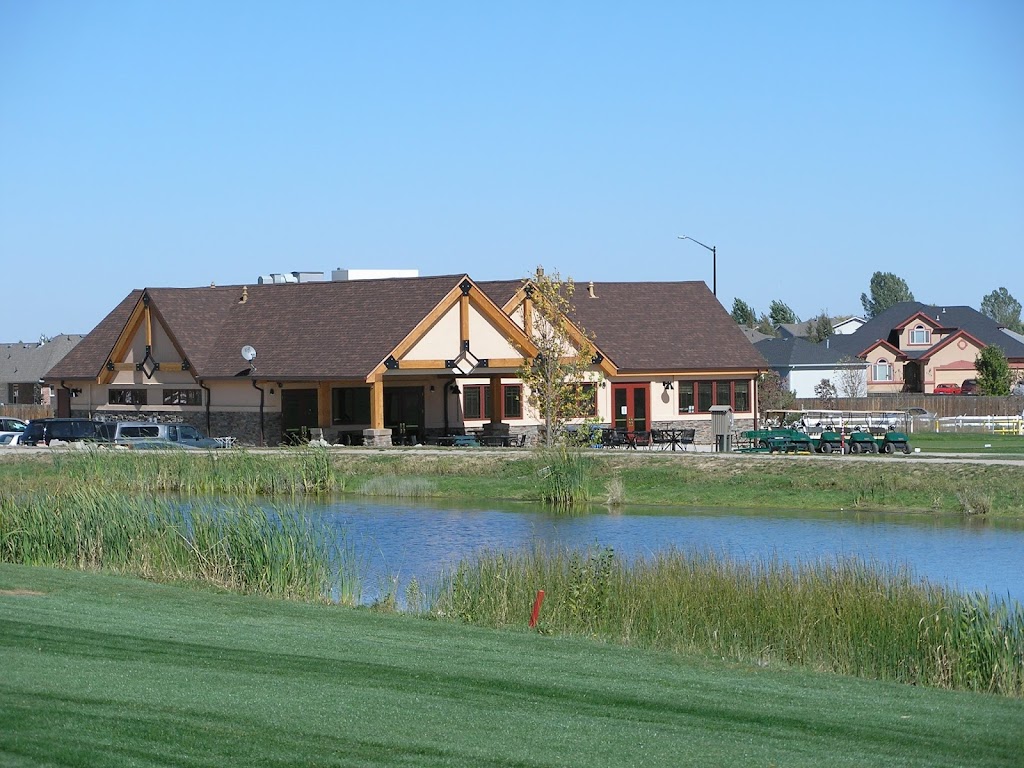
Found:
<box><xmin>298</xmin><ymin>497</ymin><xmax>1024</xmax><ymax>605</ymax></box>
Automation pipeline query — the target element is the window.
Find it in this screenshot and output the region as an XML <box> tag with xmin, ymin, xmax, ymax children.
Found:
<box><xmin>463</xmin><ymin>384</ymin><xmax>522</xmax><ymax>420</ymax></box>
<box><xmin>715</xmin><ymin>380</ymin><xmax>732</xmax><ymax>407</ymax></box>
<box><xmin>108</xmin><ymin>389</ymin><xmax>147</xmax><ymax>405</ymax></box>
<box><xmin>909</xmin><ymin>325</ymin><xmax>931</xmax><ymax>345</ymax></box>
<box><xmin>734</xmin><ymin>381</ymin><xmax>750</xmax><ymax>412</ymax></box>
<box><xmin>463</xmin><ymin>385</ymin><xmax>486</xmax><ymax>420</ymax></box>
<box><xmin>162</xmin><ymin>389</ymin><xmax>202</xmax><ymax>406</ymax></box>
<box><xmin>503</xmin><ymin>385</ymin><xmax>522</xmax><ymax>419</ymax></box>
<box><xmin>679</xmin><ymin>379</ymin><xmax>753</xmax><ymax>413</ymax></box>
<box><xmin>873</xmin><ymin>359</ymin><xmax>893</xmax><ymax>382</ymax></box>
<box><xmin>332</xmin><ymin>388</ymin><xmax>371</xmax><ymax>425</ymax></box>
<box><xmin>579</xmin><ymin>382</ymin><xmax>598</xmax><ymax>418</ymax></box>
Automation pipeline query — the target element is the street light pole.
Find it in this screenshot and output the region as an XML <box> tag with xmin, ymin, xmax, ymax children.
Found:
<box><xmin>677</xmin><ymin>235</ymin><xmax>716</xmax><ymax>296</ymax></box>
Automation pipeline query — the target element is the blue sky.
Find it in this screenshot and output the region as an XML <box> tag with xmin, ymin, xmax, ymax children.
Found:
<box><xmin>2</xmin><ymin>1</ymin><xmax>1021</xmax><ymax>343</ymax></box>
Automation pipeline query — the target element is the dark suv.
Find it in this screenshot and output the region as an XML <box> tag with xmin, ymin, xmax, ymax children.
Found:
<box><xmin>960</xmin><ymin>379</ymin><xmax>979</xmax><ymax>396</ymax></box>
<box><xmin>20</xmin><ymin>418</ymin><xmax>105</xmax><ymax>446</ymax></box>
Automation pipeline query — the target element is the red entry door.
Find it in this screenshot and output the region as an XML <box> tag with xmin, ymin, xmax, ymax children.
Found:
<box><xmin>612</xmin><ymin>384</ymin><xmax>649</xmax><ymax>431</ymax></box>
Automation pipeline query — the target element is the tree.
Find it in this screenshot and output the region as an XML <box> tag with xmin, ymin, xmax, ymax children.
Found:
<box><xmin>731</xmin><ymin>298</ymin><xmax>757</xmax><ymax>327</ymax></box>
<box><xmin>860</xmin><ymin>272</ymin><xmax>914</xmax><ymax>319</ymax></box>
<box><xmin>757</xmin><ymin>370</ymin><xmax>795</xmax><ymax>413</ymax></box>
<box><xmin>768</xmin><ymin>300</ymin><xmax>798</xmax><ymax>327</ymax></box>
<box><xmin>755</xmin><ymin>313</ymin><xmax>777</xmax><ymax>337</ymax></box>
<box><xmin>975</xmin><ymin>345</ymin><xmax>1012</xmax><ymax>396</ymax></box>
<box><xmin>814</xmin><ymin>379</ymin><xmax>837</xmax><ymax>408</ymax></box>
<box><xmin>807</xmin><ymin>311</ymin><xmax>834</xmax><ymax>344</ymax></box>
<box><xmin>836</xmin><ymin>356</ymin><xmax>867</xmax><ymax>398</ymax></box>
<box><xmin>517</xmin><ymin>266</ymin><xmax>599</xmax><ymax>447</ymax></box>
<box><xmin>981</xmin><ymin>288</ymin><xmax>1024</xmax><ymax>334</ymax></box>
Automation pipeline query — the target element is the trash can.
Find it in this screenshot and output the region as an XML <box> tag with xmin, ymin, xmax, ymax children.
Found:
<box><xmin>709</xmin><ymin>405</ymin><xmax>734</xmax><ymax>452</ymax></box>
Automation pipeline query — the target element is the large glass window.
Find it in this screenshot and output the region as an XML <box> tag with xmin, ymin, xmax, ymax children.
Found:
<box><xmin>873</xmin><ymin>360</ymin><xmax>893</xmax><ymax>382</ymax></box>
<box><xmin>679</xmin><ymin>379</ymin><xmax>753</xmax><ymax>413</ymax></box>
<box><xmin>108</xmin><ymin>388</ymin><xmax>147</xmax><ymax>405</ymax></box>
<box><xmin>332</xmin><ymin>387</ymin><xmax>371</xmax><ymax>424</ymax></box>
<box><xmin>504</xmin><ymin>385</ymin><xmax>522</xmax><ymax>419</ymax></box>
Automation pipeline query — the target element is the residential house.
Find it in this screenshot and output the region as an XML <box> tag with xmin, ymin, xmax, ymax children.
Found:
<box><xmin>1</xmin><ymin>335</ymin><xmax>85</xmax><ymax>406</ymax></box>
<box><xmin>45</xmin><ymin>274</ymin><xmax>767</xmax><ymax>446</ymax></box>
<box><xmin>754</xmin><ymin>336</ymin><xmax>864</xmax><ymax>398</ymax></box>
<box><xmin>828</xmin><ymin>303</ymin><xmax>1024</xmax><ymax>394</ymax></box>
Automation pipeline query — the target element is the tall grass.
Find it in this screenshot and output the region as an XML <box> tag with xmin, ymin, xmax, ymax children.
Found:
<box><xmin>0</xmin><ymin>488</ymin><xmax>358</xmax><ymax>604</ymax></box>
<box><xmin>433</xmin><ymin>546</ymin><xmax>1024</xmax><ymax>696</ymax></box>
<box><xmin>535</xmin><ymin>446</ymin><xmax>592</xmax><ymax>507</ymax></box>
<box><xmin>49</xmin><ymin>447</ymin><xmax>338</xmax><ymax>496</ymax></box>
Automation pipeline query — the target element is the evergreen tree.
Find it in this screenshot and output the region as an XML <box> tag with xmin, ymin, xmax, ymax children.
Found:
<box><xmin>768</xmin><ymin>300</ymin><xmax>798</xmax><ymax>327</ymax></box>
<box><xmin>807</xmin><ymin>311</ymin><xmax>834</xmax><ymax>343</ymax></box>
<box><xmin>731</xmin><ymin>298</ymin><xmax>757</xmax><ymax>327</ymax></box>
<box><xmin>981</xmin><ymin>287</ymin><xmax>1024</xmax><ymax>334</ymax></box>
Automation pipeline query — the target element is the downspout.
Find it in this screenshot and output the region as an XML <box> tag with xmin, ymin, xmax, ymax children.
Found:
<box><xmin>59</xmin><ymin>380</ymin><xmax>73</xmax><ymax>419</ymax></box>
<box><xmin>443</xmin><ymin>377</ymin><xmax>456</xmax><ymax>435</ymax></box>
<box><xmin>199</xmin><ymin>380</ymin><xmax>212</xmax><ymax>435</ymax></box>
<box><xmin>251</xmin><ymin>379</ymin><xmax>265</xmax><ymax>446</ymax></box>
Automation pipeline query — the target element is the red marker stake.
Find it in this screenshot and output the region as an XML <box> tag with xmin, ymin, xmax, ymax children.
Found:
<box><xmin>529</xmin><ymin>590</ymin><xmax>545</xmax><ymax>629</ymax></box>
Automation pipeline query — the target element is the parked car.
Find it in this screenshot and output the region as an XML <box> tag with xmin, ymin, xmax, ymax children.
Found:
<box><xmin>0</xmin><ymin>417</ymin><xmax>27</xmax><ymax>443</ymax></box>
<box><xmin>1012</xmin><ymin>382</ymin><xmax>1024</xmax><ymax>397</ymax></box>
<box><xmin>960</xmin><ymin>379</ymin><xmax>979</xmax><ymax>395</ymax></box>
<box><xmin>933</xmin><ymin>383</ymin><xmax>961</xmax><ymax>395</ymax></box>
<box><xmin>108</xmin><ymin>421</ymin><xmax>224</xmax><ymax>449</ymax></box>
<box><xmin>19</xmin><ymin>418</ymin><xmax>105</xmax><ymax>446</ymax></box>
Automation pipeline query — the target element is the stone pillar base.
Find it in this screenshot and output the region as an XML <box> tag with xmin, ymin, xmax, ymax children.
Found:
<box><xmin>482</xmin><ymin>422</ymin><xmax>510</xmax><ymax>437</ymax></box>
<box><xmin>362</xmin><ymin>428</ymin><xmax>393</xmax><ymax>448</ymax></box>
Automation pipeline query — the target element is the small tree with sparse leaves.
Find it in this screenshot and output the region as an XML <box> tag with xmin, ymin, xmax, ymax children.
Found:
<box><xmin>517</xmin><ymin>266</ymin><xmax>600</xmax><ymax>447</ymax></box>
<box><xmin>814</xmin><ymin>379</ymin><xmax>838</xmax><ymax>408</ymax></box>
<box><xmin>758</xmin><ymin>370</ymin><xmax>796</xmax><ymax>413</ymax></box>
<box><xmin>835</xmin><ymin>356</ymin><xmax>867</xmax><ymax>398</ymax></box>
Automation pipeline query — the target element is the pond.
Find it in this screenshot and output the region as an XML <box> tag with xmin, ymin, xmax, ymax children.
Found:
<box><xmin>298</xmin><ymin>498</ymin><xmax>1024</xmax><ymax>606</ymax></box>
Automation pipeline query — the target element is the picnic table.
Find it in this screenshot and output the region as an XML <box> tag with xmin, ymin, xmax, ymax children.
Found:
<box><xmin>651</xmin><ymin>428</ymin><xmax>695</xmax><ymax>451</ymax></box>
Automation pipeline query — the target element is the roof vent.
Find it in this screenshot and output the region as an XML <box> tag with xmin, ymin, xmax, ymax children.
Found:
<box><xmin>588</xmin><ymin>281</ymin><xmax>598</xmax><ymax>299</ymax></box>
<box><xmin>239</xmin><ymin>286</ymin><xmax>249</xmax><ymax>304</ymax></box>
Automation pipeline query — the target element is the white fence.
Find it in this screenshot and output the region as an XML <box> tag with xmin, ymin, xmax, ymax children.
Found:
<box><xmin>916</xmin><ymin>416</ymin><xmax>1024</xmax><ymax>435</ymax></box>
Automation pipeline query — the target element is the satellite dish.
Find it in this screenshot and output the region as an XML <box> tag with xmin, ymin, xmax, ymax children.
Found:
<box><xmin>241</xmin><ymin>345</ymin><xmax>257</xmax><ymax>362</ymax></box>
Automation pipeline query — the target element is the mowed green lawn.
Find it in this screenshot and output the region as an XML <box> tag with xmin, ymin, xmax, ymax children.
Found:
<box><xmin>1</xmin><ymin>565</ymin><xmax>1021</xmax><ymax>767</ymax></box>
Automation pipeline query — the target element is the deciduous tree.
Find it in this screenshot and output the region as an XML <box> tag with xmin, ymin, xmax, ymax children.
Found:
<box><xmin>975</xmin><ymin>345</ymin><xmax>1012</xmax><ymax>396</ymax></box>
<box><xmin>814</xmin><ymin>379</ymin><xmax>837</xmax><ymax>408</ymax></box>
<box><xmin>517</xmin><ymin>266</ymin><xmax>600</xmax><ymax>447</ymax></box>
<box><xmin>836</xmin><ymin>356</ymin><xmax>867</xmax><ymax>398</ymax></box>
<box><xmin>860</xmin><ymin>272</ymin><xmax>914</xmax><ymax>319</ymax></box>
<box><xmin>758</xmin><ymin>370</ymin><xmax>795</xmax><ymax>413</ymax></box>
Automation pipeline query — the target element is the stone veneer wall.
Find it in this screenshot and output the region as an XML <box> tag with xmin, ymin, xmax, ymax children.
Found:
<box><xmin>76</xmin><ymin>410</ymin><xmax>281</xmax><ymax>447</ymax></box>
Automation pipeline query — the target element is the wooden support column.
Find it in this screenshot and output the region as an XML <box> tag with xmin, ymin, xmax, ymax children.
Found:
<box><xmin>370</xmin><ymin>376</ymin><xmax>384</xmax><ymax>430</ymax></box>
<box><xmin>460</xmin><ymin>293</ymin><xmax>470</xmax><ymax>347</ymax></box>
<box><xmin>317</xmin><ymin>383</ymin><xmax>331</xmax><ymax>429</ymax></box>
<box><xmin>489</xmin><ymin>375</ymin><xmax>503</xmax><ymax>426</ymax></box>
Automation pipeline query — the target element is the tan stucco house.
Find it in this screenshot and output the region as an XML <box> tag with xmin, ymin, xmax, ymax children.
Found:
<box><xmin>45</xmin><ymin>273</ymin><xmax>767</xmax><ymax>446</ymax></box>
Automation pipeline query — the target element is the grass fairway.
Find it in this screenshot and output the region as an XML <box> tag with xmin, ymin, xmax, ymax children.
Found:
<box><xmin>2</xmin><ymin>565</ymin><xmax>1022</xmax><ymax>767</ymax></box>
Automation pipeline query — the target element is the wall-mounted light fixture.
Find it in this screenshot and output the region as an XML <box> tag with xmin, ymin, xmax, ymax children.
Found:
<box><xmin>450</xmin><ymin>384</ymin><xmax>461</xmax><ymax>395</ymax></box>
<box><xmin>662</xmin><ymin>381</ymin><xmax>674</xmax><ymax>391</ymax></box>
<box><xmin>429</xmin><ymin>384</ymin><xmax>435</xmax><ymax>392</ymax></box>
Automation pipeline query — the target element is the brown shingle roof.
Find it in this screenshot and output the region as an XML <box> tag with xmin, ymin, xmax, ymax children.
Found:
<box><xmin>49</xmin><ymin>276</ymin><xmax>468</xmax><ymax>380</ymax></box>
<box><xmin>480</xmin><ymin>279</ymin><xmax>766</xmax><ymax>372</ymax></box>
<box><xmin>49</xmin><ymin>275</ymin><xmax>765</xmax><ymax>382</ymax></box>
